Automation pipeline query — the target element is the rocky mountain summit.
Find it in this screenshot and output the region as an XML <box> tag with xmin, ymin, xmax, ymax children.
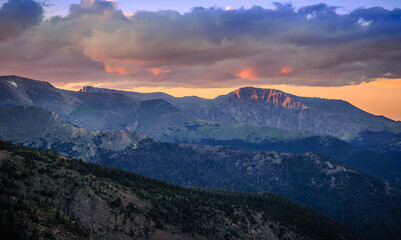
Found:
<box><xmin>165</xmin><ymin>86</ymin><xmax>401</xmax><ymax>141</ymax></box>
<box><xmin>229</xmin><ymin>87</ymin><xmax>308</xmax><ymax>110</ymax></box>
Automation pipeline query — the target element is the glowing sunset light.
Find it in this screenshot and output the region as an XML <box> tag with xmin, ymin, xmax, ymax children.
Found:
<box><xmin>114</xmin><ymin>67</ymin><xmax>127</xmax><ymax>76</ymax></box>
<box><xmin>105</xmin><ymin>65</ymin><xmax>127</xmax><ymax>76</ymax></box>
<box><xmin>151</xmin><ymin>68</ymin><xmax>169</xmax><ymax>75</ymax></box>
<box><xmin>151</xmin><ymin>68</ymin><xmax>161</xmax><ymax>75</ymax></box>
<box><xmin>104</xmin><ymin>65</ymin><xmax>113</xmax><ymax>73</ymax></box>
<box><xmin>237</xmin><ymin>69</ymin><xmax>257</xmax><ymax>80</ymax></box>
<box><xmin>280</xmin><ymin>67</ymin><xmax>292</xmax><ymax>74</ymax></box>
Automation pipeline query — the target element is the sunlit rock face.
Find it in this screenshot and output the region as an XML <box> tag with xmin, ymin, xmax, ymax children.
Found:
<box><xmin>231</xmin><ymin>87</ymin><xmax>308</xmax><ymax>110</ymax></box>
<box><xmin>210</xmin><ymin>87</ymin><xmax>313</xmax><ymax>133</ymax></box>
<box><xmin>165</xmin><ymin>86</ymin><xmax>400</xmax><ymax>141</ymax></box>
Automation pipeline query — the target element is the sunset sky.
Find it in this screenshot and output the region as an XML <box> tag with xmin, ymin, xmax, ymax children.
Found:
<box><xmin>0</xmin><ymin>0</ymin><xmax>400</xmax><ymax>119</ymax></box>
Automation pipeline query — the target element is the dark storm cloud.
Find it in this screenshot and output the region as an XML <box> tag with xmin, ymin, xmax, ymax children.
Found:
<box><xmin>0</xmin><ymin>0</ymin><xmax>400</xmax><ymax>88</ymax></box>
<box><xmin>0</xmin><ymin>0</ymin><xmax>43</xmax><ymax>41</ymax></box>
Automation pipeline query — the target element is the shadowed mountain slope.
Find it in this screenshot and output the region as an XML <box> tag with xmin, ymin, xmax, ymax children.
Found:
<box><xmin>0</xmin><ymin>107</ymin><xmax>400</xmax><ymax>239</ymax></box>
<box><xmin>0</xmin><ymin>141</ymin><xmax>363</xmax><ymax>240</ymax></box>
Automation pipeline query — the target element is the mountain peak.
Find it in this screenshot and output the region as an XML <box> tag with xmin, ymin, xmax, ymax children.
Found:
<box><xmin>231</xmin><ymin>87</ymin><xmax>308</xmax><ymax>110</ymax></box>
<box><xmin>0</xmin><ymin>75</ymin><xmax>55</xmax><ymax>88</ymax></box>
<box><xmin>79</xmin><ymin>86</ymin><xmax>97</xmax><ymax>93</ymax></box>
<box><xmin>234</xmin><ymin>86</ymin><xmax>279</xmax><ymax>98</ymax></box>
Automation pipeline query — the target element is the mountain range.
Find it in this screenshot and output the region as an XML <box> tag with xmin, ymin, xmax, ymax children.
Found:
<box><xmin>2</xmin><ymin>75</ymin><xmax>401</xmax><ymax>239</ymax></box>
<box><xmin>0</xmin><ymin>106</ymin><xmax>400</xmax><ymax>239</ymax></box>
<box><xmin>3</xmin><ymin>75</ymin><xmax>401</xmax><ymax>141</ymax></box>
<box><xmin>77</xmin><ymin>81</ymin><xmax>401</xmax><ymax>167</ymax></box>
<box><xmin>1</xmin><ymin>75</ymin><xmax>401</xmax><ymax>183</ymax></box>
<box><xmin>0</xmin><ymin>76</ymin><xmax>313</xmax><ymax>140</ymax></box>
<box><xmin>79</xmin><ymin>84</ymin><xmax>401</xmax><ymax>141</ymax></box>
<box><xmin>81</xmin><ymin>84</ymin><xmax>401</xmax><ymax>170</ymax></box>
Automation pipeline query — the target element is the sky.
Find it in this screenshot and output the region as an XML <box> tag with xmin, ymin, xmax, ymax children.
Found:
<box><xmin>0</xmin><ymin>0</ymin><xmax>401</xmax><ymax>120</ymax></box>
<box><xmin>34</xmin><ymin>0</ymin><xmax>401</xmax><ymax>16</ymax></box>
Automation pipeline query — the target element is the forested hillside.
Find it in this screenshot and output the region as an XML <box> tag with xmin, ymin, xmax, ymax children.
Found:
<box><xmin>0</xmin><ymin>141</ymin><xmax>361</xmax><ymax>240</ymax></box>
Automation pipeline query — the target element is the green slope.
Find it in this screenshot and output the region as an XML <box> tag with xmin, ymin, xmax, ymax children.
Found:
<box><xmin>0</xmin><ymin>141</ymin><xmax>361</xmax><ymax>240</ymax></box>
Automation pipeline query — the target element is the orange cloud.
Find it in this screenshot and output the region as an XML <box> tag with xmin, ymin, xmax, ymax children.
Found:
<box><xmin>280</xmin><ymin>66</ymin><xmax>292</xmax><ymax>74</ymax></box>
<box><xmin>105</xmin><ymin>64</ymin><xmax>113</xmax><ymax>73</ymax></box>
<box><xmin>150</xmin><ymin>68</ymin><xmax>170</xmax><ymax>75</ymax></box>
<box><xmin>237</xmin><ymin>68</ymin><xmax>257</xmax><ymax>80</ymax></box>
<box><xmin>105</xmin><ymin>64</ymin><xmax>126</xmax><ymax>75</ymax></box>
<box><xmin>114</xmin><ymin>67</ymin><xmax>126</xmax><ymax>75</ymax></box>
<box><xmin>151</xmin><ymin>68</ymin><xmax>161</xmax><ymax>75</ymax></box>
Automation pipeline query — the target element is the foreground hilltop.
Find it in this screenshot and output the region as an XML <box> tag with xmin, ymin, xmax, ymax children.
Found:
<box><xmin>0</xmin><ymin>141</ymin><xmax>360</xmax><ymax>240</ymax></box>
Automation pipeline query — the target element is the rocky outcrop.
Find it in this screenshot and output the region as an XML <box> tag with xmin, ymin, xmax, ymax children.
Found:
<box><xmin>232</xmin><ymin>87</ymin><xmax>308</xmax><ymax>110</ymax></box>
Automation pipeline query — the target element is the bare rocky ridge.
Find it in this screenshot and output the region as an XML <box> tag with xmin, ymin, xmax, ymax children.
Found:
<box><xmin>231</xmin><ymin>87</ymin><xmax>308</xmax><ymax>110</ymax></box>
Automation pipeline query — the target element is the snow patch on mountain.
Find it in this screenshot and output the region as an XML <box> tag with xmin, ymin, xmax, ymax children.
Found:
<box><xmin>7</xmin><ymin>80</ymin><xmax>17</xmax><ymax>88</ymax></box>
